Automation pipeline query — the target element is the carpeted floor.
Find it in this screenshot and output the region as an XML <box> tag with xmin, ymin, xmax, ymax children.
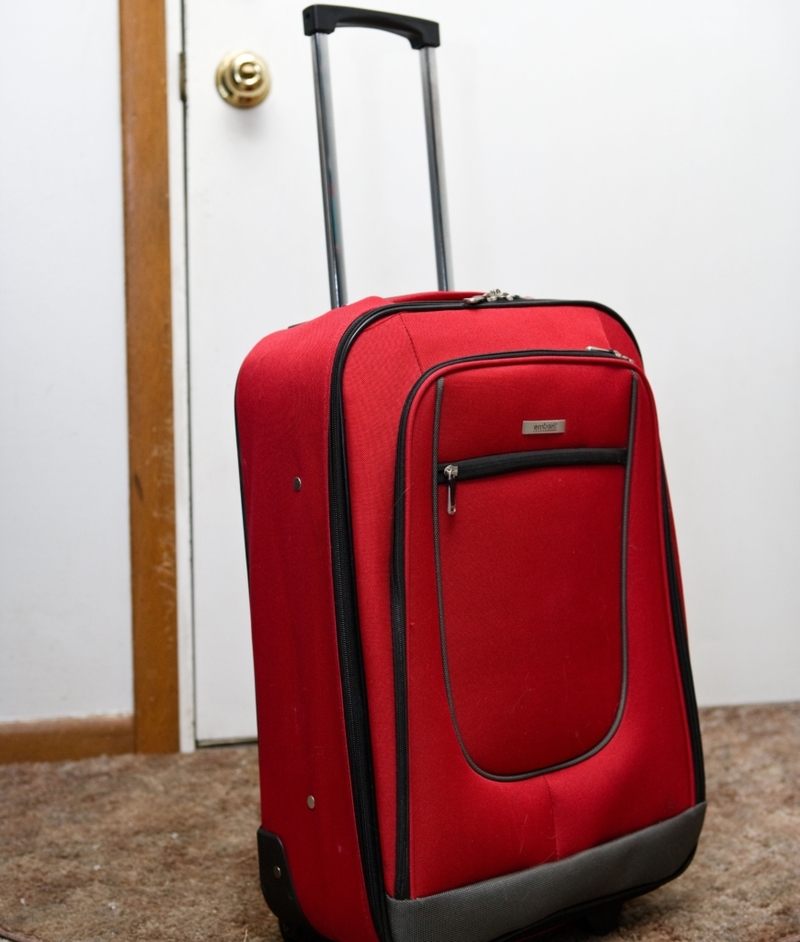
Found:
<box><xmin>0</xmin><ymin>704</ymin><xmax>798</xmax><ymax>942</ymax></box>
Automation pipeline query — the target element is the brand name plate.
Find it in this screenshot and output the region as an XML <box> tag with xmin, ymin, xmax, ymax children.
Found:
<box><xmin>522</xmin><ymin>419</ymin><xmax>566</xmax><ymax>435</ymax></box>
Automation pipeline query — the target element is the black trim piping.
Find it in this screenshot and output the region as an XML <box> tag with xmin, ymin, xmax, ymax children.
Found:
<box><xmin>233</xmin><ymin>384</ymin><xmax>251</xmax><ymax>582</ymax></box>
<box><xmin>326</xmin><ymin>298</ymin><xmax>641</xmax><ymax>930</ymax></box>
<box><xmin>328</xmin><ymin>349</ymin><xmax>390</xmax><ymax>939</ymax></box>
<box><xmin>661</xmin><ymin>465</ymin><xmax>705</xmax><ymax>803</ymax></box>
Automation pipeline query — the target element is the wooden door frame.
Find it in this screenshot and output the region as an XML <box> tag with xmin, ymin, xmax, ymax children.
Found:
<box><xmin>119</xmin><ymin>0</ymin><xmax>181</xmax><ymax>754</ymax></box>
<box><xmin>0</xmin><ymin>0</ymin><xmax>187</xmax><ymax>765</ymax></box>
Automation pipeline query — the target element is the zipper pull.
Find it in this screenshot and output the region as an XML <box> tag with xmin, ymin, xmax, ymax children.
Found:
<box><xmin>464</xmin><ymin>289</ymin><xmax>528</xmax><ymax>306</ymax></box>
<box><xmin>585</xmin><ymin>346</ymin><xmax>632</xmax><ymax>361</ymax></box>
<box><xmin>444</xmin><ymin>464</ymin><xmax>458</xmax><ymax>515</ymax></box>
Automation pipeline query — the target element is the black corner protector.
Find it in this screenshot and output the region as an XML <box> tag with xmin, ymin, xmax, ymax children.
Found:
<box><xmin>257</xmin><ymin>828</ymin><xmax>334</xmax><ymax>942</ymax></box>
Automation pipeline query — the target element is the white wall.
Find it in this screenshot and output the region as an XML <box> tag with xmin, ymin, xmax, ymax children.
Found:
<box><xmin>182</xmin><ymin>0</ymin><xmax>800</xmax><ymax>733</ymax></box>
<box><xmin>1</xmin><ymin>0</ymin><xmax>795</xmax><ymax>735</ymax></box>
<box><xmin>0</xmin><ymin>1</ymin><xmax>132</xmax><ymax>721</ymax></box>
<box><xmin>438</xmin><ymin>0</ymin><xmax>800</xmax><ymax>706</ymax></box>
<box><xmin>326</xmin><ymin>0</ymin><xmax>800</xmax><ymax>707</ymax></box>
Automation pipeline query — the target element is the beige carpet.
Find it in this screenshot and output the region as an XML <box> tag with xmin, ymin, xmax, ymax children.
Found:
<box><xmin>0</xmin><ymin>704</ymin><xmax>798</xmax><ymax>942</ymax></box>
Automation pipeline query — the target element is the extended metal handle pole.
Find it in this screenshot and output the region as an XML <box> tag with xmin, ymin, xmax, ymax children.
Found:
<box><xmin>309</xmin><ymin>10</ymin><xmax>453</xmax><ymax>305</ymax></box>
<box><xmin>311</xmin><ymin>32</ymin><xmax>347</xmax><ymax>308</ymax></box>
<box><xmin>420</xmin><ymin>46</ymin><xmax>452</xmax><ymax>291</ymax></box>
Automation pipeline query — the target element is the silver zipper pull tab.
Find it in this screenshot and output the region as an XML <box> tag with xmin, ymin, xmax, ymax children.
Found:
<box><xmin>444</xmin><ymin>464</ymin><xmax>459</xmax><ymax>515</ymax></box>
<box><xmin>464</xmin><ymin>289</ymin><xmax>528</xmax><ymax>306</ymax></box>
<box><xmin>585</xmin><ymin>346</ymin><xmax>632</xmax><ymax>361</ymax></box>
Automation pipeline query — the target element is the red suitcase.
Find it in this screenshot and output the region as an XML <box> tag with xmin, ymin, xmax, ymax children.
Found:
<box><xmin>235</xmin><ymin>7</ymin><xmax>705</xmax><ymax>942</ymax></box>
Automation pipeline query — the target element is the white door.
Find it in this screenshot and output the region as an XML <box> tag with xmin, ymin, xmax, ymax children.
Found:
<box><xmin>183</xmin><ymin>0</ymin><xmax>448</xmax><ymax>742</ymax></box>
<box><xmin>183</xmin><ymin>0</ymin><xmax>800</xmax><ymax>743</ymax></box>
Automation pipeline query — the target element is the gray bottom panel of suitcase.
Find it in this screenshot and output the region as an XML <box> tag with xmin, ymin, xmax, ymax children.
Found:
<box><xmin>387</xmin><ymin>802</ymin><xmax>706</xmax><ymax>942</ymax></box>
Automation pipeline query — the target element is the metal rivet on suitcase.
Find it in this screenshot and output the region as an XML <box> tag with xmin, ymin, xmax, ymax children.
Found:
<box><xmin>293</xmin><ymin>477</ymin><xmax>302</xmax><ymax>491</ymax></box>
<box><xmin>272</xmin><ymin>866</ymin><xmax>282</xmax><ymax>879</ymax></box>
<box><xmin>307</xmin><ymin>795</ymin><xmax>315</xmax><ymax>809</ymax></box>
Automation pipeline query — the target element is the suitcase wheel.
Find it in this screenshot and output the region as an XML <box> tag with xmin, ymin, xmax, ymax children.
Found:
<box><xmin>278</xmin><ymin>918</ymin><xmax>333</xmax><ymax>942</ymax></box>
<box><xmin>278</xmin><ymin>919</ymin><xmax>304</xmax><ymax>942</ymax></box>
<box><xmin>580</xmin><ymin>900</ymin><xmax>623</xmax><ymax>936</ymax></box>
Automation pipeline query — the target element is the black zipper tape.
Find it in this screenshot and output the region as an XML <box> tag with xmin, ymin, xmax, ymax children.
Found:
<box><xmin>327</xmin><ymin>298</ymin><xmax>641</xmax><ymax>927</ymax></box>
<box><xmin>436</xmin><ymin>447</ymin><xmax>627</xmax><ymax>484</ymax></box>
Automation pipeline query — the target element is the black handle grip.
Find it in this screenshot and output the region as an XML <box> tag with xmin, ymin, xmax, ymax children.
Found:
<box><xmin>303</xmin><ymin>4</ymin><xmax>440</xmax><ymax>49</ymax></box>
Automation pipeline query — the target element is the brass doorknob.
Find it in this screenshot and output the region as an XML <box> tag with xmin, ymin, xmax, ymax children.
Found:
<box><xmin>216</xmin><ymin>51</ymin><xmax>271</xmax><ymax>108</ymax></box>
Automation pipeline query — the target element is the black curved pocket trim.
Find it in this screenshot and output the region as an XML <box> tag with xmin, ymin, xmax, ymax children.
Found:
<box><xmin>432</xmin><ymin>374</ymin><xmax>638</xmax><ymax>783</ymax></box>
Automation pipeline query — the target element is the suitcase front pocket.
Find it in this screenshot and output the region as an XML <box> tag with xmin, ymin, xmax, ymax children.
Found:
<box><xmin>429</xmin><ymin>366</ymin><xmax>639</xmax><ymax>780</ymax></box>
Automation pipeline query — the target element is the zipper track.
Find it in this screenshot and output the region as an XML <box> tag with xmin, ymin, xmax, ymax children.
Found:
<box><xmin>327</xmin><ymin>299</ymin><xmax>642</xmax><ymax>931</ymax></box>
<box><xmin>436</xmin><ymin>447</ymin><xmax>627</xmax><ymax>484</ymax></box>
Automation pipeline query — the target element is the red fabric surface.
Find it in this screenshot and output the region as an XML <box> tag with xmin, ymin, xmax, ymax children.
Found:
<box><xmin>236</xmin><ymin>296</ymin><xmax>386</xmax><ymax>942</ymax></box>
<box><xmin>436</xmin><ymin>362</ymin><xmax>634</xmax><ymax>776</ymax></box>
<box><xmin>338</xmin><ymin>305</ymin><xmax>615</xmax><ymax>892</ymax></box>
<box><xmin>599</xmin><ymin>313</ymin><xmax>644</xmax><ymax>368</ymax></box>
<box><xmin>238</xmin><ymin>293</ymin><xmax>696</xmax><ymax>924</ymax></box>
<box><xmin>437</xmin><ymin>360</ymin><xmax>632</xmax><ymax>459</ymax></box>
<box><xmin>546</xmin><ymin>378</ymin><xmax>695</xmax><ymax>857</ymax></box>
<box><xmin>399</xmin><ymin>358</ymin><xmax>694</xmax><ymax>897</ymax></box>
<box><xmin>341</xmin><ymin>315</ymin><xmax>427</xmax><ymax>893</ymax></box>
<box><xmin>398</xmin><ymin>303</ymin><xmax>612</xmax><ymax>368</ymax></box>
<box><xmin>439</xmin><ymin>464</ymin><xmax>625</xmax><ymax>775</ymax></box>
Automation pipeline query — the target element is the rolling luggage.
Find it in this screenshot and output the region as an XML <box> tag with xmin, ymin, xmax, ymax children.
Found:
<box><xmin>235</xmin><ymin>6</ymin><xmax>706</xmax><ymax>941</ymax></box>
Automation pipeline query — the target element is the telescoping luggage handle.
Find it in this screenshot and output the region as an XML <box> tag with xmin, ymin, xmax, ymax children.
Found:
<box><xmin>303</xmin><ymin>5</ymin><xmax>452</xmax><ymax>307</ymax></box>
